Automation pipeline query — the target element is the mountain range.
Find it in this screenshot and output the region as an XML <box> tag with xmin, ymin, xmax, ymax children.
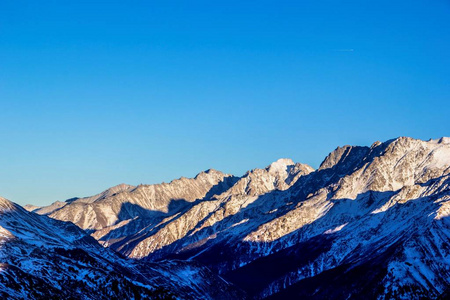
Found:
<box><xmin>2</xmin><ymin>136</ymin><xmax>449</xmax><ymax>299</ymax></box>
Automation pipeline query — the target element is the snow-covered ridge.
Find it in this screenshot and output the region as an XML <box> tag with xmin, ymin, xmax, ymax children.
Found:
<box><xmin>26</xmin><ymin>136</ymin><xmax>450</xmax><ymax>299</ymax></box>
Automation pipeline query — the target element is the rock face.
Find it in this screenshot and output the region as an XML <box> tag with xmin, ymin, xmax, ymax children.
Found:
<box><xmin>0</xmin><ymin>197</ymin><xmax>243</xmax><ymax>299</ymax></box>
<box><xmin>35</xmin><ymin>137</ymin><xmax>450</xmax><ymax>299</ymax></box>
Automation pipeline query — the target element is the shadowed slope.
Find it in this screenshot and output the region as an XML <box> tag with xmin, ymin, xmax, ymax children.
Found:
<box><xmin>0</xmin><ymin>197</ymin><xmax>245</xmax><ymax>299</ymax></box>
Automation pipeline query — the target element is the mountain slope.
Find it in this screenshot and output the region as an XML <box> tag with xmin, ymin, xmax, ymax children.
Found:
<box><xmin>0</xmin><ymin>197</ymin><xmax>243</xmax><ymax>299</ymax></box>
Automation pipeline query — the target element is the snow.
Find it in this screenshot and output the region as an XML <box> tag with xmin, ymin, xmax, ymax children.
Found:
<box><xmin>232</xmin><ymin>218</ymin><xmax>249</xmax><ymax>227</ymax></box>
<box><xmin>323</xmin><ymin>223</ymin><xmax>348</xmax><ymax>234</ymax></box>
<box><xmin>428</xmin><ymin>146</ymin><xmax>450</xmax><ymax>168</ymax></box>
<box><xmin>267</xmin><ymin>158</ymin><xmax>295</xmax><ymax>173</ymax></box>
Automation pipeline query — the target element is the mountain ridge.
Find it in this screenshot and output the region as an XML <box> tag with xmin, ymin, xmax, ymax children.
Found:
<box><xmin>21</xmin><ymin>136</ymin><xmax>450</xmax><ymax>298</ymax></box>
<box><xmin>0</xmin><ymin>196</ymin><xmax>245</xmax><ymax>299</ymax></box>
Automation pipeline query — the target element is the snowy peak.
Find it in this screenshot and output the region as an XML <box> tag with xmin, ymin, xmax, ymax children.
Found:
<box><xmin>223</xmin><ymin>159</ymin><xmax>313</xmax><ymax>197</ymax></box>
<box><xmin>266</xmin><ymin>158</ymin><xmax>295</xmax><ymax>173</ymax></box>
<box><xmin>192</xmin><ymin>168</ymin><xmax>237</xmax><ymax>188</ymax></box>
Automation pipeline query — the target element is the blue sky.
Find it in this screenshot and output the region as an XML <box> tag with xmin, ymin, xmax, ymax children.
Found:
<box><xmin>1</xmin><ymin>0</ymin><xmax>449</xmax><ymax>206</ymax></box>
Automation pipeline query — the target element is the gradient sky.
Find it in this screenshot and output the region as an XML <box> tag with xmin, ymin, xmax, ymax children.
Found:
<box><xmin>1</xmin><ymin>0</ymin><xmax>449</xmax><ymax>206</ymax></box>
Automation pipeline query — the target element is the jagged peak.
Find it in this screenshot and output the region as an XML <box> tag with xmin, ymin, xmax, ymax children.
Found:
<box><xmin>383</xmin><ymin>136</ymin><xmax>450</xmax><ymax>155</ymax></box>
<box><xmin>386</xmin><ymin>136</ymin><xmax>417</xmax><ymax>147</ymax></box>
<box><xmin>386</xmin><ymin>136</ymin><xmax>450</xmax><ymax>147</ymax></box>
<box><xmin>266</xmin><ymin>158</ymin><xmax>295</xmax><ymax>173</ymax></box>
<box><xmin>421</xmin><ymin>136</ymin><xmax>450</xmax><ymax>145</ymax></box>
<box><xmin>319</xmin><ymin>145</ymin><xmax>370</xmax><ymax>171</ymax></box>
<box><xmin>194</xmin><ymin>168</ymin><xmax>227</xmax><ymax>179</ymax></box>
<box><xmin>318</xmin><ymin>137</ymin><xmax>450</xmax><ymax>178</ymax></box>
<box><xmin>241</xmin><ymin>158</ymin><xmax>312</xmax><ymax>178</ymax></box>
<box><xmin>318</xmin><ymin>137</ymin><xmax>422</xmax><ymax>171</ymax></box>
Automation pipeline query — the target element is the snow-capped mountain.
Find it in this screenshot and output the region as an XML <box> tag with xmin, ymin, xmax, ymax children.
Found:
<box><xmin>0</xmin><ymin>197</ymin><xmax>243</xmax><ymax>299</ymax></box>
<box><xmin>31</xmin><ymin>137</ymin><xmax>450</xmax><ymax>298</ymax></box>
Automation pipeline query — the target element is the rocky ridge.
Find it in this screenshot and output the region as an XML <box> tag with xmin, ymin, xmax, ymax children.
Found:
<box><xmin>32</xmin><ymin>137</ymin><xmax>450</xmax><ymax>299</ymax></box>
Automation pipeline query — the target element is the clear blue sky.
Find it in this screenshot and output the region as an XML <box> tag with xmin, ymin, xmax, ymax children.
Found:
<box><xmin>1</xmin><ymin>0</ymin><xmax>449</xmax><ymax>206</ymax></box>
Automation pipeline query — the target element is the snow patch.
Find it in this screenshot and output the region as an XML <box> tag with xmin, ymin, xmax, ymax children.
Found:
<box><xmin>232</xmin><ymin>218</ymin><xmax>249</xmax><ymax>227</ymax></box>
<box><xmin>323</xmin><ymin>223</ymin><xmax>348</xmax><ymax>235</ymax></box>
<box><xmin>428</xmin><ymin>146</ymin><xmax>450</xmax><ymax>169</ymax></box>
